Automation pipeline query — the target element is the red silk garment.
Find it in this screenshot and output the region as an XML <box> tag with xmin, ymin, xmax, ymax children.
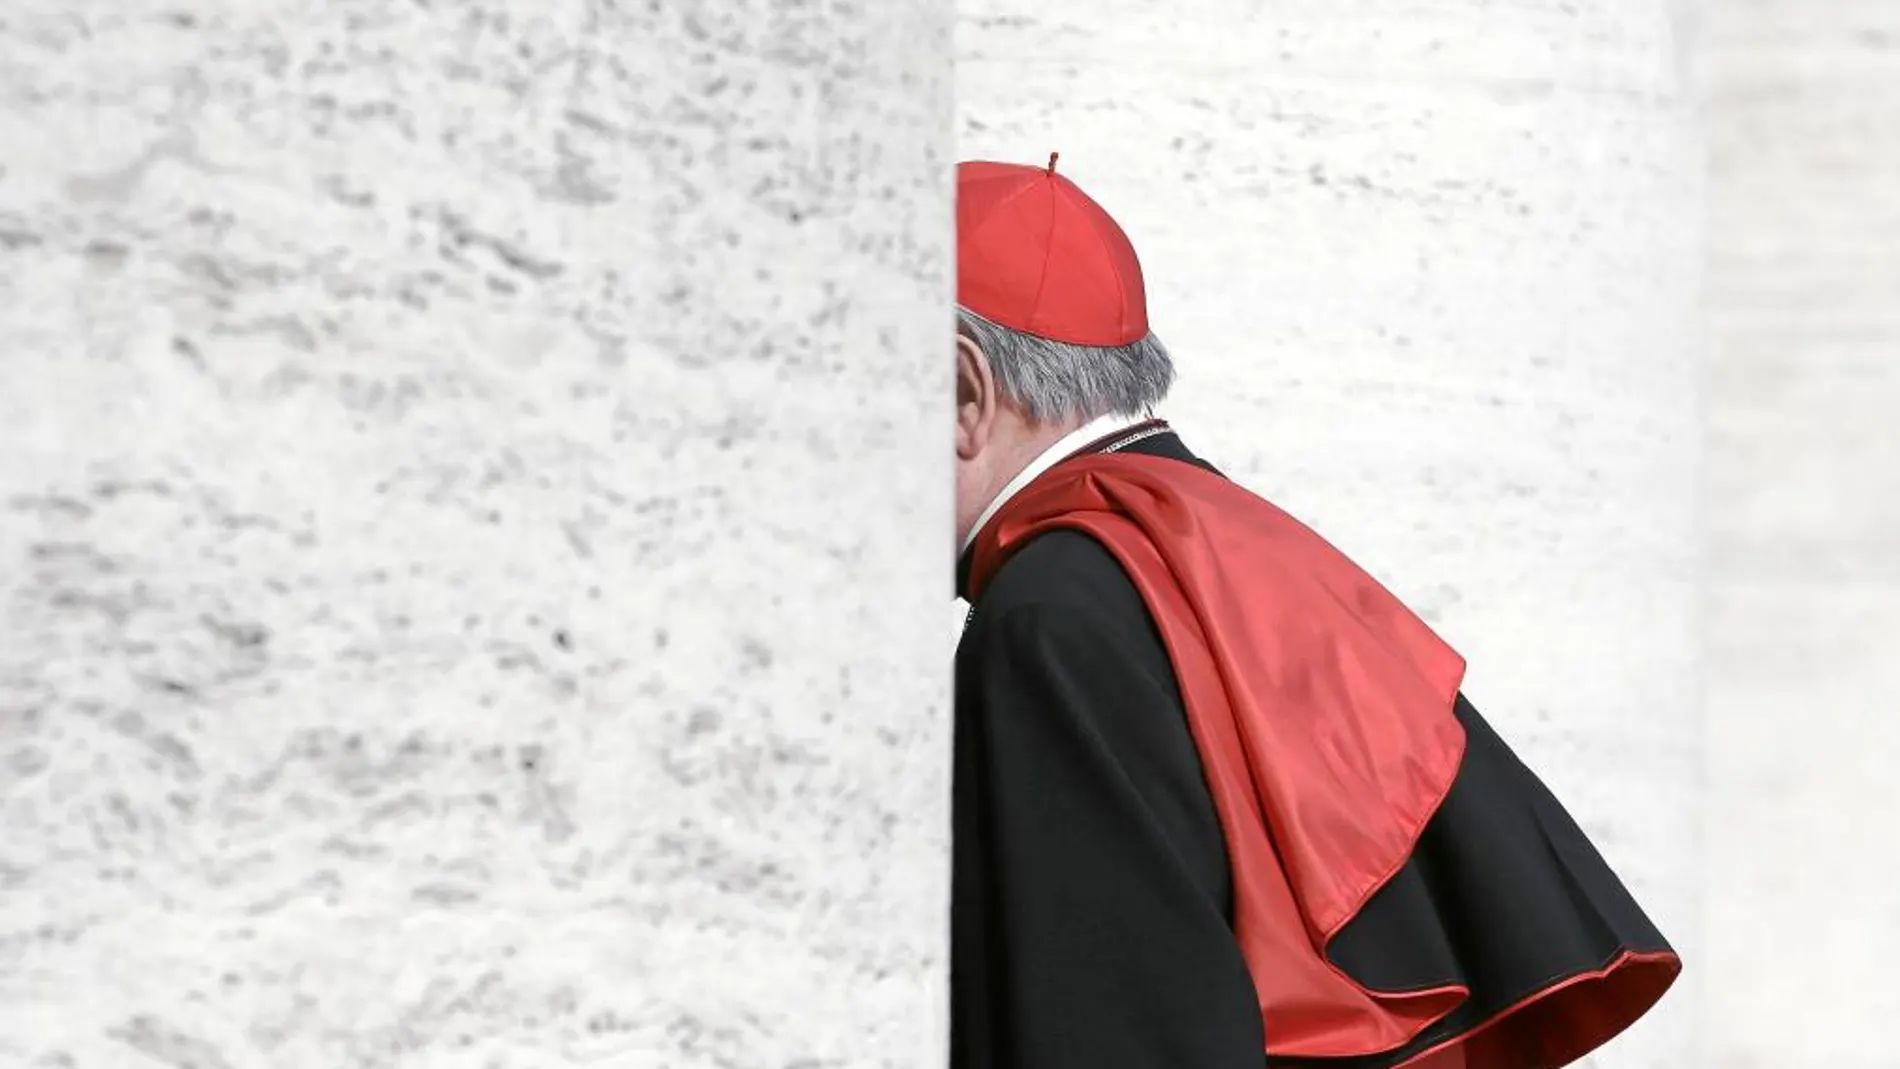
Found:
<box><xmin>968</xmin><ymin>452</ymin><xmax>1667</xmax><ymax>1064</ymax></box>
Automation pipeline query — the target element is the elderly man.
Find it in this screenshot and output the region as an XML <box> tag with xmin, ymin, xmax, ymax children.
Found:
<box><xmin>950</xmin><ymin>157</ymin><xmax>1680</xmax><ymax>1069</ymax></box>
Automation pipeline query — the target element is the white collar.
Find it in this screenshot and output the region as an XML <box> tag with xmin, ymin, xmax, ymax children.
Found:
<box><xmin>961</xmin><ymin>411</ymin><xmax>1150</xmax><ymax>554</ymax></box>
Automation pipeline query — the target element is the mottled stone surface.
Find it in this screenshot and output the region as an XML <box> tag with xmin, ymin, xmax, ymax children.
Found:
<box><xmin>1705</xmin><ymin>4</ymin><xmax>1900</xmax><ymax>1066</ymax></box>
<box><xmin>0</xmin><ymin>3</ymin><xmax>951</xmax><ymax>1067</ymax></box>
<box><xmin>959</xmin><ymin>4</ymin><xmax>1704</xmax><ymax>1065</ymax></box>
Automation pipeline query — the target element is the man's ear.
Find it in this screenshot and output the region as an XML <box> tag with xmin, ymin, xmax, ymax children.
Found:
<box><xmin>955</xmin><ymin>334</ymin><xmax>997</xmax><ymax>461</ymax></box>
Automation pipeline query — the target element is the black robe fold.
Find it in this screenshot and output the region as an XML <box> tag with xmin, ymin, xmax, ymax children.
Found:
<box><xmin>951</xmin><ymin>427</ymin><xmax>1675</xmax><ymax>1069</ymax></box>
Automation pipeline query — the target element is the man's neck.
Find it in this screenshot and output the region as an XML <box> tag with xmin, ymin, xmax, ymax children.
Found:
<box><xmin>959</xmin><ymin>411</ymin><xmax>1148</xmax><ymax>554</ymax></box>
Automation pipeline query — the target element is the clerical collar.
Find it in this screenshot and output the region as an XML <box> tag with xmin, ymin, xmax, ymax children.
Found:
<box><xmin>960</xmin><ymin>411</ymin><xmax>1152</xmax><ymax>556</ymax></box>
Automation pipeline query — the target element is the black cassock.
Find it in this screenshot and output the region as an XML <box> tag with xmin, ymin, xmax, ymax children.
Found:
<box><xmin>950</xmin><ymin>427</ymin><xmax>1676</xmax><ymax>1069</ymax></box>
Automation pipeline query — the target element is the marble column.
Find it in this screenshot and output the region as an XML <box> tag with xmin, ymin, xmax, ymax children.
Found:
<box><xmin>959</xmin><ymin>3</ymin><xmax>1705</xmax><ymax>1065</ymax></box>
<box><xmin>0</xmin><ymin>3</ymin><xmax>950</xmax><ymax>1067</ymax></box>
<box><xmin>1706</xmin><ymin>3</ymin><xmax>1900</xmax><ymax>1066</ymax></box>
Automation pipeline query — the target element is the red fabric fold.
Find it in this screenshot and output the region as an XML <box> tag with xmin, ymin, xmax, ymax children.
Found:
<box><xmin>970</xmin><ymin>452</ymin><xmax>1675</xmax><ymax>1063</ymax></box>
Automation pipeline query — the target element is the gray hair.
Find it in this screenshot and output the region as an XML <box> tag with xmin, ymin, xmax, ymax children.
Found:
<box><xmin>956</xmin><ymin>306</ymin><xmax>1175</xmax><ymax>424</ymax></box>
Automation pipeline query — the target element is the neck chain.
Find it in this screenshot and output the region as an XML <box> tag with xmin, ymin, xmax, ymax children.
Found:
<box><xmin>1095</xmin><ymin>421</ymin><xmax>1170</xmax><ymax>455</ymax></box>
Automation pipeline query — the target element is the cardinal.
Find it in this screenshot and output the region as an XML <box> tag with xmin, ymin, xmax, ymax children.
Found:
<box><xmin>950</xmin><ymin>156</ymin><xmax>1680</xmax><ymax>1069</ymax></box>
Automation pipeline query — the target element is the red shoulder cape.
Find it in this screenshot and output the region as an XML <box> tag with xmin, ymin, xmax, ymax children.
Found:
<box><xmin>969</xmin><ymin>451</ymin><xmax>1673</xmax><ymax>1065</ymax></box>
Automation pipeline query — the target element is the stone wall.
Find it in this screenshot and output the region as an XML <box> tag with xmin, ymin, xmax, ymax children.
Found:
<box><xmin>0</xmin><ymin>3</ymin><xmax>951</xmax><ymax>1067</ymax></box>
<box><xmin>1705</xmin><ymin>4</ymin><xmax>1900</xmax><ymax>1066</ymax></box>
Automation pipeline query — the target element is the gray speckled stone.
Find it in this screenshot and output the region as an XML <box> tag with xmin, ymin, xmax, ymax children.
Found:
<box><xmin>960</xmin><ymin>4</ymin><xmax>1703</xmax><ymax>1066</ymax></box>
<box><xmin>0</xmin><ymin>3</ymin><xmax>950</xmax><ymax>1067</ymax></box>
<box><xmin>1706</xmin><ymin>4</ymin><xmax>1900</xmax><ymax>1066</ymax></box>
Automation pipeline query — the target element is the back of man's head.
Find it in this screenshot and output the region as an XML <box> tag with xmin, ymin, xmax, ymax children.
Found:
<box><xmin>955</xmin><ymin>157</ymin><xmax>1175</xmax><ymax>425</ymax></box>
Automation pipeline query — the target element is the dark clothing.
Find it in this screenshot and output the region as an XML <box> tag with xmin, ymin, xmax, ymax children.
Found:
<box><xmin>950</xmin><ymin>428</ymin><xmax>1677</xmax><ymax>1069</ymax></box>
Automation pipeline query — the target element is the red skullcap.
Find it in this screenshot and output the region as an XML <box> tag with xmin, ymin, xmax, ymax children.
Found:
<box><xmin>957</xmin><ymin>155</ymin><xmax>1150</xmax><ymax>348</ymax></box>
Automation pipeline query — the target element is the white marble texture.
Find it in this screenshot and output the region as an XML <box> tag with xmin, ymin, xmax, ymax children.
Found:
<box><xmin>959</xmin><ymin>4</ymin><xmax>1705</xmax><ymax>1066</ymax></box>
<box><xmin>0</xmin><ymin>3</ymin><xmax>951</xmax><ymax>1068</ymax></box>
<box><xmin>1705</xmin><ymin>3</ymin><xmax>1900</xmax><ymax>1065</ymax></box>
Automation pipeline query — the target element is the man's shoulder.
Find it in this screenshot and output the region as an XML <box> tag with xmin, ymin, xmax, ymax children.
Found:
<box><xmin>973</xmin><ymin>528</ymin><xmax>1149</xmax><ymax>627</ymax></box>
<box><xmin>959</xmin><ymin>526</ymin><xmax>1185</xmax><ymax>716</ymax></box>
